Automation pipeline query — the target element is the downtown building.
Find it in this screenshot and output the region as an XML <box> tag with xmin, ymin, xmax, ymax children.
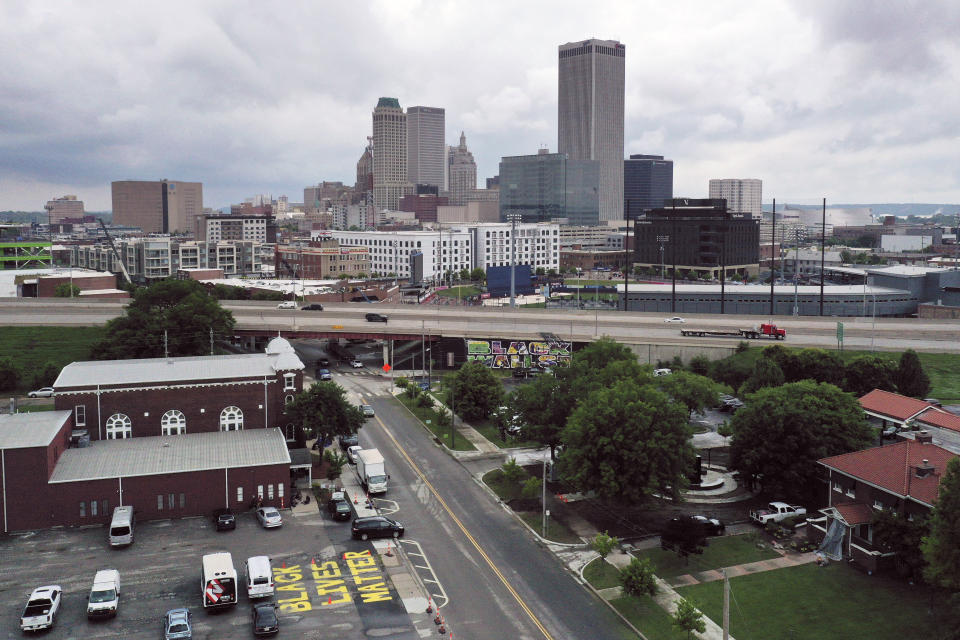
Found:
<box><xmin>275</xmin><ymin>239</ymin><xmax>371</xmax><ymax>279</ymax></box>
<box><xmin>708</xmin><ymin>178</ymin><xmax>763</xmax><ymax>218</ymax></box>
<box><xmin>447</xmin><ymin>132</ymin><xmax>478</xmax><ymax>206</ymax></box>
<box><xmin>407</xmin><ymin>106</ymin><xmax>446</xmax><ymax>190</ymax></box>
<box><xmin>624</xmin><ymin>155</ymin><xmax>673</xmax><ymax>212</ymax></box>
<box><xmin>372</xmin><ymin>97</ymin><xmax>409</xmax><ymax>211</ymax></box>
<box><xmin>111</xmin><ymin>180</ymin><xmax>203</xmax><ymax>234</ymax></box>
<box><xmin>558</xmin><ymin>39</ymin><xmax>625</xmax><ymax>222</ymax></box>
<box><xmin>499</xmin><ymin>150</ymin><xmax>599</xmax><ymax>226</ymax></box>
<box><xmin>44</xmin><ymin>195</ymin><xmax>85</xmax><ymax>224</ymax></box>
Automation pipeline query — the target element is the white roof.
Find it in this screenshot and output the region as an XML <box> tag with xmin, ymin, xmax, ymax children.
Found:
<box><xmin>54</xmin><ymin>352</ymin><xmax>303</xmax><ymax>388</ymax></box>
<box><xmin>614</xmin><ymin>283</ymin><xmax>905</xmax><ymax>295</ymax></box>
<box><xmin>203</xmin><ymin>277</ymin><xmax>338</xmax><ymax>295</ymax></box>
<box><xmin>49</xmin><ymin>428</ymin><xmax>291</xmax><ymax>483</ymax></box>
<box><xmin>0</xmin><ymin>411</ymin><xmax>72</xmax><ymax>449</ymax></box>
<box><xmin>867</xmin><ymin>265</ymin><xmax>948</xmax><ymax>276</ymax></box>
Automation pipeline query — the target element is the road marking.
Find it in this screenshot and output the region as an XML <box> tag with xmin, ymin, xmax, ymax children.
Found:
<box><xmin>398</xmin><ymin>539</ymin><xmax>448</xmax><ymax>609</ymax></box>
<box><xmin>377</xmin><ymin>416</ymin><xmax>553</xmax><ymax>640</ymax></box>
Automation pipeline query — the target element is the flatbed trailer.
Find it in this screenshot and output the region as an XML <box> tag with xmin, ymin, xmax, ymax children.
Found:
<box><xmin>680</xmin><ymin>323</ymin><xmax>786</xmax><ymax>340</ymax></box>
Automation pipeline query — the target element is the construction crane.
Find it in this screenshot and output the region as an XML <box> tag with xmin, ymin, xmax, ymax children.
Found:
<box><xmin>97</xmin><ymin>218</ymin><xmax>133</xmax><ymax>286</ymax></box>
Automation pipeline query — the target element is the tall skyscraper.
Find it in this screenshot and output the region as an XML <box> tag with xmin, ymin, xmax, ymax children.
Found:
<box><xmin>558</xmin><ymin>39</ymin><xmax>625</xmax><ymax>222</ymax></box>
<box><xmin>499</xmin><ymin>149</ymin><xmax>599</xmax><ymax>226</ymax></box>
<box><xmin>111</xmin><ymin>180</ymin><xmax>203</xmax><ymax>234</ymax></box>
<box><xmin>624</xmin><ymin>154</ymin><xmax>673</xmax><ymax>212</ymax></box>
<box><xmin>708</xmin><ymin>178</ymin><xmax>763</xmax><ymax>218</ymax></box>
<box><xmin>372</xmin><ymin>97</ymin><xmax>407</xmax><ymax>211</ymax></box>
<box><xmin>447</xmin><ymin>132</ymin><xmax>477</xmax><ymax>206</ymax></box>
<box><xmin>407</xmin><ymin>106</ymin><xmax>445</xmax><ymax>189</ymax></box>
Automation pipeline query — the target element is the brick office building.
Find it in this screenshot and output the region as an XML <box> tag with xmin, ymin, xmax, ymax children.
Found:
<box><xmin>0</xmin><ymin>411</ymin><xmax>290</xmax><ymax>532</ymax></box>
<box><xmin>53</xmin><ymin>338</ymin><xmax>305</xmax><ymax>442</ymax></box>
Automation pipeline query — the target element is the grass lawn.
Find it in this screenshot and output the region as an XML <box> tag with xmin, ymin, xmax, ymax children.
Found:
<box><xmin>516</xmin><ymin>511</ymin><xmax>581</xmax><ymax>544</ymax></box>
<box><xmin>394</xmin><ymin>395</ymin><xmax>476</xmax><ymax>452</ymax></box>
<box><xmin>634</xmin><ymin>534</ymin><xmax>779</xmax><ymax>579</ymax></box>
<box><xmin>13</xmin><ymin>404</ymin><xmax>57</xmax><ymax>412</ymax></box>
<box><xmin>0</xmin><ymin>326</ymin><xmax>105</xmax><ymax>391</ymax></box>
<box><xmin>610</xmin><ymin>595</ymin><xmax>689</xmax><ymax>640</ymax></box>
<box><xmin>483</xmin><ymin>468</ymin><xmax>523</xmax><ymax>501</ymax></box>
<box><xmin>583</xmin><ymin>557</ymin><xmax>622</xmax><ymax>589</ymax></box>
<box><xmin>677</xmin><ymin>562</ymin><xmax>949</xmax><ymax>640</ymax></box>
<box><xmin>470</xmin><ymin>417</ymin><xmax>542</xmax><ymax>450</ymax></box>
<box><xmin>435</xmin><ymin>285</ymin><xmax>480</xmax><ymax>298</ymax></box>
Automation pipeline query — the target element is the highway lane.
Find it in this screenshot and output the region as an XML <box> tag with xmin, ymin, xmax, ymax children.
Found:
<box><xmin>1</xmin><ymin>299</ymin><xmax>958</xmax><ymax>353</ymax></box>
<box><xmin>345</xmin><ymin>377</ymin><xmax>635</xmax><ymax>640</ymax></box>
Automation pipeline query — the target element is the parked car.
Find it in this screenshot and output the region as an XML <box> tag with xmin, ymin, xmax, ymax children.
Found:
<box><xmin>213</xmin><ymin>508</ymin><xmax>236</xmax><ymax>531</ymax></box>
<box><xmin>749</xmin><ymin>501</ymin><xmax>806</xmax><ymax>525</ymax></box>
<box><xmin>653</xmin><ymin>368</ymin><xmax>672</xmax><ymax>377</ymax></box>
<box><xmin>317</xmin><ymin>368</ymin><xmax>332</xmax><ymax>381</ymax></box>
<box><xmin>318</xmin><ymin>357</ymin><xmax>330</xmax><ymax>367</ymax></box>
<box><xmin>512</xmin><ymin>368</ymin><xmax>530</xmax><ymax>379</ymax></box>
<box><xmin>352</xmin><ymin>515</ymin><xmax>404</xmax><ymax>540</ymax></box>
<box><xmin>690</xmin><ymin>514</ymin><xmax>725</xmax><ymax>536</ymax></box>
<box><xmin>252</xmin><ymin>601</ymin><xmax>279</xmax><ymax>636</ymax></box>
<box><xmin>277</xmin><ymin>301</ymin><xmax>297</xmax><ymax>309</ymax></box>
<box><xmin>346</xmin><ymin>445</ymin><xmax>362</xmax><ymax>464</ymax></box>
<box><xmin>327</xmin><ymin>491</ymin><xmax>352</xmax><ymax>521</ymax></box>
<box><xmin>365</xmin><ymin>312</ymin><xmax>388</xmax><ymax>323</ymax></box>
<box><xmin>20</xmin><ymin>585</ymin><xmax>62</xmax><ymax>631</ymax></box>
<box><xmin>86</xmin><ymin>569</ymin><xmax>121</xmax><ymax>619</ymax></box>
<box><xmin>361</xmin><ymin>404</ymin><xmax>375</xmax><ymax>417</ymax></box>
<box><xmin>882</xmin><ymin>425</ymin><xmax>899</xmax><ymax>438</ymax></box>
<box><xmin>339</xmin><ymin>433</ymin><xmax>359</xmax><ymax>450</ymax></box>
<box><xmin>660</xmin><ymin>516</ymin><xmax>709</xmax><ymax>554</ymax></box>
<box><xmin>301</xmin><ymin>303</ymin><xmax>324</xmax><ymax>311</ymax></box>
<box><xmin>27</xmin><ymin>387</ymin><xmax>54</xmax><ymax>398</ymax></box>
<box><xmin>663</xmin><ymin>316</ymin><xmax>686</xmax><ymax>324</ymax></box>
<box><xmin>163</xmin><ymin>607</ymin><xmax>193</xmax><ymax>640</ymax></box>
<box><xmin>350</xmin><ymin>359</ymin><xmax>364</xmax><ymax>368</ymax></box>
<box><xmin>255</xmin><ymin>507</ymin><xmax>283</xmax><ymax>529</ymax></box>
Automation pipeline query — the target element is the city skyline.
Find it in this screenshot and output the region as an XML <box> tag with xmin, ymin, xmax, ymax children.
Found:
<box><xmin>1</xmin><ymin>1</ymin><xmax>959</xmax><ymax>210</ymax></box>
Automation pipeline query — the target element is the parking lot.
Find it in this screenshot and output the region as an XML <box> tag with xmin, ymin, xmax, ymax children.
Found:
<box><xmin>0</xmin><ymin>505</ymin><xmax>412</xmax><ymax>639</ymax></box>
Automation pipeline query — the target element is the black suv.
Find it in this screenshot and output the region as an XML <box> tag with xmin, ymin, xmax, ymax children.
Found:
<box><xmin>301</xmin><ymin>303</ymin><xmax>324</xmax><ymax>311</ymax></box>
<box><xmin>327</xmin><ymin>491</ymin><xmax>352</xmax><ymax>521</ymax></box>
<box><xmin>365</xmin><ymin>313</ymin><xmax>388</xmax><ymax>323</ymax></box>
<box><xmin>352</xmin><ymin>516</ymin><xmax>404</xmax><ymax>540</ymax></box>
<box><xmin>252</xmin><ymin>602</ymin><xmax>279</xmax><ymax>636</ymax></box>
<box><xmin>214</xmin><ymin>508</ymin><xmax>236</xmax><ymax>531</ymax></box>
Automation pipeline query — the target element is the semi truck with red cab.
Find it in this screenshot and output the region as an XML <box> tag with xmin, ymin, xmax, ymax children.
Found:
<box><xmin>680</xmin><ymin>323</ymin><xmax>786</xmax><ymax>340</ymax></box>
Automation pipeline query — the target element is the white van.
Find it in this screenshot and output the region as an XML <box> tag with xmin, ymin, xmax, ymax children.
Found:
<box><xmin>86</xmin><ymin>569</ymin><xmax>120</xmax><ymax>618</ymax></box>
<box><xmin>109</xmin><ymin>506</ymin><xmax>134</xmax><ymax>547</ymax></box>
<box><xmin>244</xmin><ymin>556</ymin><xmax>274</xmax><ymax>599</ymax></box>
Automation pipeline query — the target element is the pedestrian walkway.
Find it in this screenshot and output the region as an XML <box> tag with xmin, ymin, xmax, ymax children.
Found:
<box><xmin>667</xmin><ymin>550</ymin><xmax>819</xmax><ymax>587</ymax></box>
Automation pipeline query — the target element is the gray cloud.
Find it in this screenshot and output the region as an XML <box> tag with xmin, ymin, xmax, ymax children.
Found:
<box><xmin>0</xmin><ymin>0</ymin><xmax>958</xmax><ymax>210</ymax></box>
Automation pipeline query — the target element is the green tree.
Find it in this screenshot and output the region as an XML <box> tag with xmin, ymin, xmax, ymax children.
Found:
<box><xmin>589</xmin><ymin>531</ymin><xmax>619</xmax><ymax>560</ymax></box>
<box><xmin>922</xmin><ymin>458</ymin><xmax>960</xmax><ymax>590</ymax></box>
<box><xmin>469</xmin><ymin>268</ymin><xmax>486</xmax><ymax>282</ymax></box>
<box><xmin>729</xmin><ymin>381</ymin><xmax>872</xmax><ymax>502</ymax></box>
<box><xmin>672</xmin><ymin>597</ymin><xmax>706</xmax><ymax>639</ymax></box>
<box><xmin>896</xmin><ymin>349</ymin><xmax>931</xmax><ymax>398</ymax></box>
<box><xmin>90</xmin><ymin>279</ymin><xmax>235</xmax><ymax>360</ymax></box>
<box><xmin>558</xmin><ymin>379</ymin><xmax>693</xmax><ymax>503</ymax></box>
<box><xmin>708</xmin><ymin>356</ymin><xmax>753</xmax><ymax>391</ymax></box>
<box><xmin>53</xmin><ymin>282</ymin><xmax>81</xmax><ymax>297</ymax></box>
<box><xmin>520</xmin><ymin>476</ymin><xmax>542</xmax><ymax>500</ymax></box>
<box><xmin>501</xmin><ymin>457</ymin><xmax>526</xmax><ymax>484</ymax></box>
<box><xmin>443</xmin><ymin>362</ymin><xmax>503</xmax><ymax>422</ymax></box>
<box><xmin>31</xmin><ymin>361</ymin><xmax>61</xmax><ymax>390</ymax></box>
<box><xmin>0</xmin><ymin>358</ymin><xmax>19</xmax><ymax>392</ymax></box>
<box><xmin>285</xmin><ymin>382</ymin><xmax>365</xmax><ymax>449</ymax></box>
<box><xmin>535</xmin><ymin>267</ymin><xmax>546</xmax><ymax>276</ymax></box>
<box><xmin>688</xmin><ymin>355</ymin><xmax>711</xmax><ymax>376</ymax></box>
<box><xmin>792</xmin><ymin>348</ymin><xmax>845</xmax><ymax>386</ymax></box>
<box><xmin>738</xmin><ymin>357</ymin><xmax>785</xmax><ymax>397</ymax></box>
<box><xmin>658</xmin><ymin>370</ymin><xmax>725</xmax><ymax>416</ymax></box>
<box><xmin>760</xmin><ymin>344</ymin><xmax>798</xmax><ymax>380</ymax></box>
<box><xmin>843</xmin><ymin>355</ymin><xmax>898</xmax><ymax>397</ymax></box>
<box><xmin>511</xmin><ymin>374</ymin><xmax>569</xmax><ymax>460</ymax></box>
<box><xmin>323</xmin><ymin>449</ymin><xmax>348</xmax><ymax>480</ymax></box>
<box><xmin>872</xmin><ymin>509</ymin><xmax>929</xmax><ymax>581</ymax></box>
<box><xmin>619</xmin><ymin>557</ymin><xmax>657</xmax><ymax>598</ymax></box>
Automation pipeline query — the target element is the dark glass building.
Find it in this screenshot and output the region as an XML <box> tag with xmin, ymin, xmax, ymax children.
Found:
<box><xmin>624</xmin><ymin>154</ymin><xmax>673</xmax><ymax>213</ymax></box>
<box><xmin>499</xmin><ymin>151</ymin><xmax>599</xmax><ymax>225</ymax></box>
<box><xmin>633</xmin><ymin>198</ymin><xmax>760</xmax><ymax>279</ymax></box>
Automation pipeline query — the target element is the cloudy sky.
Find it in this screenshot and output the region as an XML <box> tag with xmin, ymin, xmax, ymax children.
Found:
<box><xmin>2</xmin><ymin>0</ymin><xmax>958</xmax><ymax>211</ymax></box>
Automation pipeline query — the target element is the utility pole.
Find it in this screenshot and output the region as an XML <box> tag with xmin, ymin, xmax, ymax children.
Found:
<box><xmin>819</xmin><ymin>197</ymin><xmax>826</xmax><ymax>316</ymax></box>
<box><xmin>164</xmin><ymin>330</ymin><xmax>169</xmax><ymax>358</ymax></box>
<box><xmin>722</xmin><ymin>569</ymin><xmax>730</xmax><ymax>640</ymax></box>
<box><xmin>770</xmin><ymin>198</ymin><xmax>776</xmax><ymax>315</ymax></box>
<box><xmin>508</xmin><ymin>212</ymin><xmax>521</xmax><ymax>307</ymax></box>
<box><xmin>209</xmin><ymin>327</ymin><xmax>214</xmax><ymax>356</ymax></box>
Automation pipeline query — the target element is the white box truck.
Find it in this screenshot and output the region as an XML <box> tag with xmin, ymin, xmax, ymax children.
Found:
<box><xmin>355</xmin><ymin>448</ymin><xmax>388</xmax><ymax>494</ymax></box>
<box><xmin>86</xmin><ymin>570</ymin><xmax>120</xmax><ymax>619</ymax></box>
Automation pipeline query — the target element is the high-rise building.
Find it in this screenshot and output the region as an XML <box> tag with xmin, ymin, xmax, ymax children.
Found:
<box><xmin>44</xmin><ymin>195</ymin><xmax>85</xmax><ymax>224</ymax></box>
<box><xmin>499</xmin><ymin>150</ymin><xmax>599</xmax><ymax>226</ymax></box>
<box><xmin>558</xmin><ymin>39</ymin><xmax>625</xmax><ymax>222</ymax></box>
<box><xmin>406</xmin><ymin>106</ymin><xmax>445</xmax><ymax>189</ymax></box>
<box><xmin>111</xmin><ymin>180</ymin><xmax>203</xmax><ymax>235</ymax></box>
<box><xmin>624</xmin><ymin>154</ymin><xmax>673</xmax><ymax>212</ymax></box>
<box><xmin>708</xmin><ymin>178</ymin><xmax>762</xmax><ymax>218</ymax></box>
<box><xmin>356</xmin><ymin>137</ymin><xmax>373</xmax><ymax>197</ymax></box>
<box><xmin>447</xmin><ymin>132</ymin><xmax>477</xmax><ymax>206</ymax></box>
<box><xmin>372</xmin><ymin>97</ymin><xmax>408</xmax><ymax>211</ymax></box>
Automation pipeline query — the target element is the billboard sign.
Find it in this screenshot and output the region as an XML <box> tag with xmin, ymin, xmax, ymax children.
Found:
<box><xmin>465</xmin><ymin>339</ymin><xmax>572</xmax><ymax>369</ymax></box>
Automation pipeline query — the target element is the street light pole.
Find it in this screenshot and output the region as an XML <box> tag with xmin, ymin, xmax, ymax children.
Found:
<box><xmin>507</xmin><ymin>212</ymin><xmax>521</xmax><ymax>308</ymax></box>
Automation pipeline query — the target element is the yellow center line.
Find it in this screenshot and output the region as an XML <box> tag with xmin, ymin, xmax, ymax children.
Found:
<box><xmin>373</xmin><ymin>414</ymin><xmax>554</xmax><ymax>640</ymax></box>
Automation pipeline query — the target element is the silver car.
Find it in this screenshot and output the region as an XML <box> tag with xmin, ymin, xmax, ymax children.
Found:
<box><xmin>255</xmin><ymin>507</ymin><xmax>283</xmax><ymax>528</ymax></box>
<box><xmin>163</xmin><ymin>608</ymin><xmax>192</xmax><ymax>639</ymax></box>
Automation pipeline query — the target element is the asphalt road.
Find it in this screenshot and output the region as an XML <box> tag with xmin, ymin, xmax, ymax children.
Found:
<box><xmin>2</xmin><ymin>299</ymin><xmax>958</xmax><ymax>353</ymax></box>
<box><xmin>345</xmin><ymin>376</ymin><xmax>635</xmax><ymax>640</ymax></box>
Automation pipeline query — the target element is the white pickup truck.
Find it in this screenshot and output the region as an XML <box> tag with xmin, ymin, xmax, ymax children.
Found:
<box><xmin>750</xmin><ymin>501</ymin><xmax>807</xmax><ymax>525</ymax></box>
<box><xmin>20</xmin><ymin>585</ymin><xmax>62</xmax><ymax>631</ymax></box>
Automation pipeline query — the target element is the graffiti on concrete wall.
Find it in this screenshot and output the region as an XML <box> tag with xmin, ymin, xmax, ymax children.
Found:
<box><xmin>465</xmin><ymin>339</ymin><xmax>572</xmax><ymax>369</ymax></box>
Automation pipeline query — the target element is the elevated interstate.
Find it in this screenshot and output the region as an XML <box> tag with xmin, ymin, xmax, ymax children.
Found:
<box><xmin>1</xmin><ymin>299</ymin><xmax>958</xmax><ymax>359</ymax></box>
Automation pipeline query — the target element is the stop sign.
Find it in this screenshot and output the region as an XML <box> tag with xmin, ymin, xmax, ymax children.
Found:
<box><xmin>382</xmin><ymin>363</ymin><xmax>392</xmax><ymax>373</ymax></box>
